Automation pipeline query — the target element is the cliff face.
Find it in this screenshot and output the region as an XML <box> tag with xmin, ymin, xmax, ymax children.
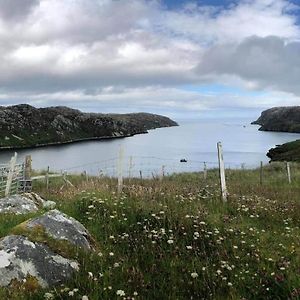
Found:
<box><xmin>252</xmin><ymin>106</ymin><xmax>300</xmax><ymax>133</ymax></box>
<box><xmin>0</xmin><ymin>104</ymin><xmax>178</xmax><ymax>149</ymax></box>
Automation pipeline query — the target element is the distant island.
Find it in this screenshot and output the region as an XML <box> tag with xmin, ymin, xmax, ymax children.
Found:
<box><xmin>0</xmin><ymin>104</ymin><xmax>178</xmax><ymax>149</ymax></box>
<box><xmin>252</xmin><ymin>106</ymin><xmax>300</xmax><ymax>162</ymax></box>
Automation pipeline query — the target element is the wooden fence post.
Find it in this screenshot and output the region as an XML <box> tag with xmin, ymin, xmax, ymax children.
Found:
<box><xmin>286</xmin><ymin>162</ymin><xmax>291</xmax><ymax>184</ymax></box>
<box><xmin>45</xmin><ymin>166</ymin><xmax>50</xmax><ymax>190</ymax></box>
<box><xmin>217</xmin><ymin>142</ymin><xmax>227</xmax><ymax>202</ymax></box>
<box><xmin>203</xmin><ymin>162</ymin><xmax>207</xmax><ymax>179</ymax></box>
<box><xmin>260</xmin><ymin>161</ymin><xmax>263</xmax><ymax>185</ymax></box>
<box><xmin>117</xmin><ymin>145</ymin><xmax>124</xmax><ymax>194</ymax></box>
<box><xmin>139</xmin><ymin>170</ymin><xmax>143</xmax><ymax>180</ymax></box>
<box><xmin>160</xmin><ymin>165</ymin><xmax>165</xmax><ymax>181</ymax></box>
<box><xmin>128</xmin><ymin>156</ymin><xmax>133</xmax><ymax>179</ymax></box>
<box><xmin>24</xmin><ymin>155</ymin><xmax>32</xmax><ymax>180</ymax></box>
<box><xmin>5</xmin><ymin>152</ymin><xmax>17</xmax><ymax>197</ymax></box>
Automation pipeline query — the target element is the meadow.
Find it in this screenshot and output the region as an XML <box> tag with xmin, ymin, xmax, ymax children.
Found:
<box><xmin>0</xmin><ymin>163</ymin><xmax>300</xmax><ymax>299</ymax></box>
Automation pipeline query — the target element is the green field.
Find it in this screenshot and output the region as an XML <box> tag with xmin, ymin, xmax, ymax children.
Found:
<box><xmin>0</xmin><ymin>165</ymin><xmax>300</xmax><ymax>299</ymax></box>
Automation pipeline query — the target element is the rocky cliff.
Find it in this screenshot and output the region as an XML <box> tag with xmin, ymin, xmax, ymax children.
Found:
<box><xmin>267</xmin><ymin>140</ymin><xmax>300</xmax><ymax>162</ymax></box>
<box><xmin>252</xmin><ymin>106</ymin><xmax>300</xmax><ymax>133</ymax></box>
<box><xmin>0</xmin><ymin>104</ymin><xmax>178</xmax><ymax>149</ymax></box>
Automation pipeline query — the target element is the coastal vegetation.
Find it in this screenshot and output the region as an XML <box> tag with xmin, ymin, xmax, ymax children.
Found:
<box><xmin>0</xmin><ymin>166</ymin><xmax>299</xmax><ymax>299</ymax></box>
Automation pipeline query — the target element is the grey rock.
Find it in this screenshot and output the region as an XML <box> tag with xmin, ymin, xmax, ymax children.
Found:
<box><xmin>0</xmin><ymin>193</ymin><xmax>56</xmax><ymax>214</ymax></box>
<box><xmin>25</xmin><ymin>209</ymin><xmax>92</xmax><ymax>250</ymax></box>
<box><xmin>0</xmin><ymin>235</ymin><xmax>79</xmax><ymax>287</ymax></box>
<box><xmin>0</xmin><ymin>194</ymin><xmax>39</xmax><ymax>214</ymax></box>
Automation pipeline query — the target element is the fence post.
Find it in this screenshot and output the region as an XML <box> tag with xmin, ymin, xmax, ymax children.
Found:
<box><xmin>117</xmin><ymin>145</ymin><xmax>124</xmax><ymax>194</ymax></box>
<box><xmin>286</xmin><ymin>162</ymin><xmax>291</xmax><ymax>184</ymax></box>
<box><xmin>24</xmin><ymin>155</ymin><xmax>32</xmax><ymax>180</ymax></box>
<box><xmin>5</xmin><ymin>152</ymin><xmax>17</xmax><ymax>197</ymax></box>
<box><xmin>128</xmin><ymin>156</ymin><xmax>133</xmax><ymax>179</ymax></box>
<box><xmin>260</xmin><ymin>161</ymin><xmax>263</xmax><ymax>185</ymax></box>
<box><xmin>45</xmin><ymin>166</ymin><xmax>50</xmax><ymax>190</ymax></box>
<box><xmin>203</xmin><ymin>162</ymin><xmax>207</xmax><ymax>179</ymax></box>
<box><xmin>217</xmin><ymin>142</ymin><xmax>227</xmax><ymax>202</ymax></box>
<box><xmin>160</xmin><ymin>165</ymin><xmax>165</xmax><ymax>181</ymax></box>
<box><xmin>139</xmin><ymin>170</ymin><xmax>143</xmax><ymax>180</ymax></box>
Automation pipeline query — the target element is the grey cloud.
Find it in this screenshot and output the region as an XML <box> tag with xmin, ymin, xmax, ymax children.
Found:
<box><xmin>0</xmin><ymin>0</ymin><xmax>39</xmax><ymax>21</ymax></box>
<box><xmin>196</xmin><ymin>36</ymin><xmax>300</xmax><ymax>95</ymax></box>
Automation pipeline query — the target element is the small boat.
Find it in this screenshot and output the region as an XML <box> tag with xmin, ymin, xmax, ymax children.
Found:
<box><xmin>180</xmin><ymin>159</ymin><xmax>187</xmax><ymax>163</ymax></box>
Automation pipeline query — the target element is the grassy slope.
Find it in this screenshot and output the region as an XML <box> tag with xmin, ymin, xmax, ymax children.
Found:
<box><xmin>0</xmin><ymin>166</ymin><xmax>300</xmax><ymax>299</ymax></box>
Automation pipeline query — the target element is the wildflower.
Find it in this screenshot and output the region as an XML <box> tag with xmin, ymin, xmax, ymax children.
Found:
<box><xmin>133</xmin><ymin>292</ymin><xmax>138</xmax><ymax>296</ymax></box>
<box><xmin>186</xmin><ymin>246</ymin><xmax>192</xmax><ymax>250</ymax></box>
<box><xmin>191</xmin><ymin>272</ymin><xmax>198</xmax><ymax>278</ymax></box>
<box><xmin>44</xmin><ymin>293</ymin><xmax>54</xmax><ymax>300</ymax></box>
<box><xmin>82</xmin><ymin>296</ymin><xmax>89</xmax><ymax>300</ymax></box>
<box><xmin>116</xmin><ymin>290</ymin><xmax>126</xmax><ymax>296</ymax></box>
<box><xmin>228</xmin><ymin>282</ymin><xmax>233</xmax><ymax>286</ymax></box>
<box><xmin>167</xmin><ymin>239</ymin><xmax>174</xmax><ymax>244</ymax></box>
<box><xmin>88</xmin><ymin>272</ymin><xmax>93</xmax><ymax>278</ymax></box>
<box><xmin>109</xmin><ymin>252</ymin><xmax>114</xmax><ymax>256</ymax></box>
<box><xmin>202</xmin><ymin>267</ymin><xmax>206</xmax><ymax>271</ymax></box>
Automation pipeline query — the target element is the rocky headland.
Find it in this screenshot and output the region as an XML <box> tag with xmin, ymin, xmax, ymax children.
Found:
<box><xmin>252</xmin><ymin>106</ymin><xmax>300</xmax><ymax>162</ymax></box>
<box><xmin>0</xmin><ymin>104</ymin><xmax>178</xmax><ymax>149</ymax></box>
<box><xmin>252</xmin><ymin>106</ymin><xmax>300</xmax><ymax>133</ymax></box>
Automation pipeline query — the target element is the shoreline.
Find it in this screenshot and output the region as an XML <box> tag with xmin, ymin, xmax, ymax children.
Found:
<box><xmin>0</xmin><ymin>131</ymin><xmax>148</xmax><ymax>152</ymax></box>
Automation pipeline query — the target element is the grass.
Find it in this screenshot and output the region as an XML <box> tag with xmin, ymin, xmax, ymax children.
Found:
<box><xmin>0</xmin><ymin>165</ymin><xmax>300</xmax><ymax>299</ymax></box>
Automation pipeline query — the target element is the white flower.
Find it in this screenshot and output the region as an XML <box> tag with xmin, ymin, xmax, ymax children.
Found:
<box><xmin>88</xmin><ymin>272</ymin><xmax>93</xmax><ymax>278</ymax></box>
<box><xmin>186</xmin><ymin>246</ymin><xmax>192</xmax><ymax>250</ymax></box>
<box><xmin>82</xmin><ymin>296</ymin><xmax>89</xmax><ymax>300</ymax></box>
<box><xmin>191</xmin><ymin>272</ymin><xmax>198</xmax><ymax>278</ymax></box>
<box><xmin>109</xmin><ymin>252</ymin><xmax>114</xmax><ymax>256</ymax></box>
<box><xmin>167</xmin><ymin>239</ymin><xmax>174</xmax><ymax>244</ymax></box>
<box><xmin>228</xmin><ymin>282</ymin><xmax>233</xmax><ymax>286</ymax></box>
<box><xmin>44</xmin><ymin>293</ymin><xmax>54</xmax><ymax>300</ymax></box>
<box><xmin>116</xmin><ymin>290</ymin><xmax>126</xmax><ymax>296</ymax></box>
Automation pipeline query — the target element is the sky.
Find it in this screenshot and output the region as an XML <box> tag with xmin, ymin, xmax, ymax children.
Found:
<box><xmin>0</xmin><ymin>0</ymin><xmax>300</xmax><ymax>119</ymax></box>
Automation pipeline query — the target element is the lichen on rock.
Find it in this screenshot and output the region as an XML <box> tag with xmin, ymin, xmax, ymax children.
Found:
<box><xmin>0</xmin><ymin>235</ymin><xmax>78</xmax><ymax>288</ymax></box>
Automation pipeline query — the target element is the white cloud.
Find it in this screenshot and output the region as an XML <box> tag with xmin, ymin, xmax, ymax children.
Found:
<box><xmin>0</xmin><ymin>0</ymin><xmax>299</xmax><ymax>113</ymax></box>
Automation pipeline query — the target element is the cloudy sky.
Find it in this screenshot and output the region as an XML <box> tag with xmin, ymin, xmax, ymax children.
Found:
<box><xmin>0</xmin><ymin>0</ymin><xmax>299</xmax><ymax>118</ymax></box>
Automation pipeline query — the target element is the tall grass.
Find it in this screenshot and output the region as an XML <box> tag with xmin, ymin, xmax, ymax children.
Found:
<box><xmin>0</xmin><ymin>166</ymin><xmax>300</xmax><ymax>299</ymax></box>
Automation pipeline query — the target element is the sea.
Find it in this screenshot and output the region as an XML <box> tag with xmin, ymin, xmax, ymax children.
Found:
<box><xmin>0</xmin><ymin>117</ymin><xmax>300</xmax><ymax>177</ymax></box>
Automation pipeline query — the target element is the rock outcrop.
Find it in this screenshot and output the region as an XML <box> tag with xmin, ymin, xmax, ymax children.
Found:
<box><xmin>0</xmin><ymin>205</ymin><xmax>94</xmax><ymax>288</ymax></box>
<box><xmin>267</xmin><ymin>139</ymin><xmax>300</xmax><ymax>162</ymax></box>
<box><xmin>0</xmin><ymin>104</ymin><xmax>178</xmax><ymax>149</ymax></box>
<box><xmin>0</xmin><ymin>235</ymin><xmax>79</xmax><ymax>288</ymax></box>
<box><xmin>0</xmin><ymin>193</ymin><xmax>56</xmax><ymax>215</ymax></box>
<box><xmin>252</xmin><ymin>106</ymin><xmax>300</xmax><ymax>133</ymax></box>
<box><xmin>24</xmin><ymin>209</ymin><xmax>93</xmax><ymax>250</ymax></box>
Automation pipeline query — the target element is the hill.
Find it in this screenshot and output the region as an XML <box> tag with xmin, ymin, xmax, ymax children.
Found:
<box><xmin>252</xmin><ymin>106</ymin><xmax>300</xmax><ymax>133</ymax></box>
<box><xmin>0</xmin><ymin>104</ymin><xmax>178</xmax><ymax>149</ymax></box>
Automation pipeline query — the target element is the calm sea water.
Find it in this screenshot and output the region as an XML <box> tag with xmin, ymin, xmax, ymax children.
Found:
<box><xmin>0</xmin><ymin>118</ymin><xmax>300</xmax><ymax>176</ymax></box>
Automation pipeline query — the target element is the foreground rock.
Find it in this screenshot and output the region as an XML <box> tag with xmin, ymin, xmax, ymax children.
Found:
<box><xmin>0</xmin><ymin>193</ymin><xmax>56</xmax><ymax>215</ymax></box>
<box><xmin>252</xmin><ymin>106</ymin><xmax>300</xmax><ymax>133</ymax></box>
<box><xmin>24</xmin><ymin>209</ymin><xmax>93</xmax><ymax>250</ymax></box>
<box><xmin>0</xmin><ymin>104</ymin><xmax>178</xmax><ymax>149</ymax></box>
<box><xmin>0</xmin><ymin>235</ymin><xmax>79</xmax><ymax>287</ymax></box>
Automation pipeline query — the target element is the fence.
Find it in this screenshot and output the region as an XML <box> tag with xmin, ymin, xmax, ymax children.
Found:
<box><xmin>1</xmin><ymin>143</ymin><xmax>298</xmax><ymax>201</ymax></box>
<box><xmin>28</xmin><ymin>143</ymin><xmax>300</xmax><ymax>202</ymax></box>
<box><xmin>0</xmin><ymin>153</ymin><xmax>26</xmax><ymax>198</ymax></box>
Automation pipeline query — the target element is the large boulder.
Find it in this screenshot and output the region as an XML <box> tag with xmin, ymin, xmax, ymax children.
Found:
<box><xmin>0</xmin><ymin>235</ymin><xmax>79</xmax><ymax>287</ymax></box>
<box><xmin>24</xmin><ymin>209</ymin><xmax>93</xmax><ymax>250</ymax></box>
<box><xmin>0</xmin><ymin>193</ymin><xmax>55</xmax><ymax>215</ymax></box>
